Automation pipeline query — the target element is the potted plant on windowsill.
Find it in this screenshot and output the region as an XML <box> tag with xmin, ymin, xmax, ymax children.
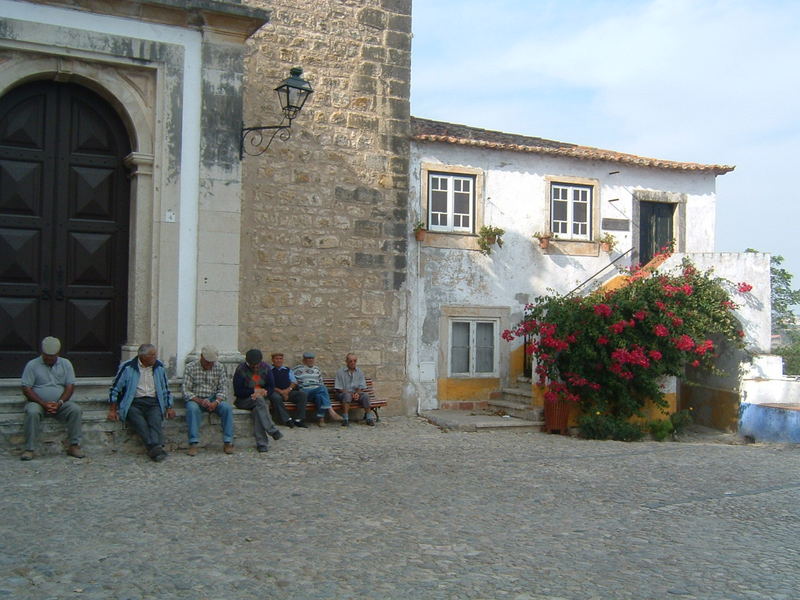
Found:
<box><xmin>533</xmin><ymin>231</ymin><xmax>553</xmax><ymax>249</ymax></box>
<box><xmin>599</xmin><ymin>232</ymin><xmax>617</xmax><ymax>253</ymax></box>
<box><xmin>477</xmin><ymin>225</ymin><xmax>504</xmax><ymax>255</ymax></box>
<box><xmin>413</xmin><ymin>221</ymin><xmax>426</xmax><ymax>241</ymax></box>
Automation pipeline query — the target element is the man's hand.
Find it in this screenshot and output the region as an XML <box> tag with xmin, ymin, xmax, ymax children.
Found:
<box><xmin>44</xmin><ymin>401</ymin><xmax>60</xmax><ymax>415</ymax></box>
<box><xmin>107</xmin><ymin>406</ymin><xmax>119</xmax><ymax>422</ymax></box>
<box><xmin>279</xmin><ymin>388</ymin><xmax>290</xmax><ymax>401</ymax></box>
<box><xmin>166</xmin><ymin>408</ymin><xmax>176</xmax><ymax>419</ymax></box>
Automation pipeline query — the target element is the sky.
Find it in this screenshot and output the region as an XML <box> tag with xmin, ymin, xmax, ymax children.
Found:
<box><xmin>410</xmin><ymin>0</ymin><xmax>800</xmax><ymax>292</ymax></box>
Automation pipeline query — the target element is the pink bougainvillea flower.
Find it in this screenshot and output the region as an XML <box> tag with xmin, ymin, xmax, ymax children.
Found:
<box><xmin>691</xmin><ymin>359</ymin><xmax>700</xmax><ymax>368</ymax></box>
<box><xmin>648</xmin><ymin>350</ymin><xmax>662</xmax><ymax>361</ymax></box>
<box><xmin>653</xmin><ymin>324</ymin><xmax>669</xmax><ymax>337</ymax></box>
<box><xmin>610</xmin><ymin>321</ymin><xmax>627</xmax><ymax>334</ymax></box>
<box><xmin>672</xmin><ymin>317</ymin><xmax>684</xmax><ymax>327</ymax></box>
<box><xmin>633</xmin><ymin>310</ymin><xmax>647</xmax><ymax>321</ymax></box>
<box><xmin>593</xmin><ymin>303</ymin><xmax>613</xmax><ymax>318</ymax></box>
<box><xmin>674</xmin><ymin>334</ymin><xmax>695</xmax><ymax>351</ymax></box>
<box><xmin>737</xmin><ymin>282</ymin><xmax>753</xmax><ymax>293</ymax></box>
<box><xmin>597</xmin><ymin>335</ymin><xmax>609</xmax><ymax>345</ymax></box>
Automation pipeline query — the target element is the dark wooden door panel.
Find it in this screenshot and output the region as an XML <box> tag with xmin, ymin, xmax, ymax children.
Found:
<box><xmin>0</xmin><ymin>81</ymin><xmax>130</xmax><ymax>377</ymax></box>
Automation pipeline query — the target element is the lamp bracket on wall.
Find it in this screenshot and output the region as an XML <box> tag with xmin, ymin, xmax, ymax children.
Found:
<box><xmin>239</xmin><ymin>67</ymin><xmax>313</xmax><ymax>160</ymax></box>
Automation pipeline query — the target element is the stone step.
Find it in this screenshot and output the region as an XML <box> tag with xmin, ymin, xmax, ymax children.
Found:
<box><xmin>488</xmin><ymin>389</ymin><xmax>543</xmax><ymax>422</ymax></box>
<box><xmin>420</xmin><ymin>409</ymin><xmax>542</xmax><ymax>432</ymax></box>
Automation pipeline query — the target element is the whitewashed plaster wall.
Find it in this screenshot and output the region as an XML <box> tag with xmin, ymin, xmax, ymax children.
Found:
<box><xmin>660</xmin><ymin>252</ymin><xmax>772</xmax><ymax>353</ymax></box>
<box><xmin>408</xmin><ymin>140</ymin><xmax>722</xmax><ymax>409</ymax></box>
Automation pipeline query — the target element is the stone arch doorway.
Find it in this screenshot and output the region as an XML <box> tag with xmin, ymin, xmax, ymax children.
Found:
<box><xmin>0</xmin><ymin>80</ymin><xmax>131</xmax><ymax>377</ymax></box>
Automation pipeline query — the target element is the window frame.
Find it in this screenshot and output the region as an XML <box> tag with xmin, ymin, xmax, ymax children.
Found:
<box><xmin>428</xmin><ymin>171</ymin><xmax>476</xmax><ymax>233</ymax></box>
<box><xmin>551</xmin><ymin>182</ymin><xmax>593</xmax><ymax>241</ymax></box>
<box><xmin>419</xmin><ymin>163</ymin><xmax>485</xmax><ymax>250</ymax></box>
<box><xmin>543</xmin><ymin>175</ymin><xmax>601</xmax><ymax>255</ymax></box>
<box><xmin>447</xmin><ymin>318</ymin><xmax>500</xmax><ymax>378</ymax></box>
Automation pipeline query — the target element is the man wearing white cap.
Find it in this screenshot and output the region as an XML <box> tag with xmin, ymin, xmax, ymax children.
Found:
<box><xmin>20</xmin><ymin>336</ymin><xmax>84</xmax><ymax>460</ymax></box>
<box><xmin>182</xmin><ymin>345</ymin><xmax>234</xmax><ymax>455</ymax></box>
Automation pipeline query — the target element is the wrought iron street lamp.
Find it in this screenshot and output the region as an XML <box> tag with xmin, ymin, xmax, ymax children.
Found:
<box><xmin>240</xmin><ymin>67</ymin><xmax>313</xmax><ymax>159</ymax></box>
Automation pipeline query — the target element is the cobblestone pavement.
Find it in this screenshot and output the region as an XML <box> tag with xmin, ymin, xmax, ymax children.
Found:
<box><xmin>3</xmin><ymin>417</ymin><xmax>799</xmax><ymax>600</ymax></box>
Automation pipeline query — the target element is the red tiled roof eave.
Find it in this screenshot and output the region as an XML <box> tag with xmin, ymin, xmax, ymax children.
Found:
<box><xmin>411</xmin><ymin>117</ymin><xmax>735</xmax><ymax>175</ymax></box>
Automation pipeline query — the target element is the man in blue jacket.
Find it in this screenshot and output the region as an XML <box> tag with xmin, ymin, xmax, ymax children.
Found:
<box><xmin>107</xmin><ymin>343</ymin><xmax>174</xmax><ymax>462</ymax></box>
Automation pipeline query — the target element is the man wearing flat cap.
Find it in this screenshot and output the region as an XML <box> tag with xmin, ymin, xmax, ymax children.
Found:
<box><xmin>292</xmin><ymin>352</ymin><xmax>341</xmax><ymax>426</ymax></box>
<box><xmin>20</xmin><ymin>336</ymin><xmax>84</xmax><ymax>460</ymax></box>
<box><xmin>232</xmin><ymin>349</ymin><xmax>283</xmax><ymax>452</ymax></box>
<box><xmin>183</xmin><ymin>345</ymin><xmax>234</xmax><ymax>455</ymax></box>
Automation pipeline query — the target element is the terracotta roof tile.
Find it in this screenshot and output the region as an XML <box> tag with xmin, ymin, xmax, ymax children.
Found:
<box><xmin>411</xmin><ymin>117</ymin><xmax>734</xmax><ymax>175</ymax></box>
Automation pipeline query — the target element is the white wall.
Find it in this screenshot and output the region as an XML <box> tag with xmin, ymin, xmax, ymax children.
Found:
<box><xmin>408</xmin><ymin>140</ymin><xmax>722</xmax><ymax>409</ymax></box>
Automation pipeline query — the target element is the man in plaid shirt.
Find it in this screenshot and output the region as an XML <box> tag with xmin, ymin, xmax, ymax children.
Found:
<box><xmin>183</xmin><ymin>345</ymin><xmax>234</xmax><ymax>455</ymax></box>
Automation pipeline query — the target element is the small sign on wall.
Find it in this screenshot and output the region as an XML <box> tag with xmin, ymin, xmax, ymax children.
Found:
<box><xmin>419</xmin><ymin>361</ymin><xmax>436</xmax><ymax>382</ymax></box>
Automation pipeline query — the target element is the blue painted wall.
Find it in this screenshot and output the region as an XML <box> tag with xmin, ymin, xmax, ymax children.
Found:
<box><xmin>739</xmin><ymin>403</ymin><xmax>800</xmax><ymax>443</ymax></box>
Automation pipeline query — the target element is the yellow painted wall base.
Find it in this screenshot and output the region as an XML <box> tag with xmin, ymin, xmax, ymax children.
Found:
<box><xmin>509</xmin><ymin>345</ymin><xmax>526</xmax><ymax>382</ymax></box>
<box><xmin>680</xmin><ymin>383</ymin><xmax>739</xmax><ymax>432</ymax></box>
<box><xmin>533</xmin><ymin>383</ymin><xmax>678</xmax><ymax>428</ymax></box>
<box><xmin>437</xmin><ymin>377</ymin><xmax>499</xmax><ymax>410</ymax></box>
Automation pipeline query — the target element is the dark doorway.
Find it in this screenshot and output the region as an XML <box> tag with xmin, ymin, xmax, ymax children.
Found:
<box><xmin>0</xmin><ymin>81</ymin><xmax>131</xmax><ymax>377</ymax></box>
<box><xmin>638</xmin><ymin>201</ymin><xmax>675</xmax><ymax>265</ymax></box>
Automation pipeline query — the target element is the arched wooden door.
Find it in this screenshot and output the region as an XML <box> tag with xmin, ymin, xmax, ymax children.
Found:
<box><xmin>0</xmin><ymin>81</ymin><xmax>131</xmax><ymax>377</ymax></box>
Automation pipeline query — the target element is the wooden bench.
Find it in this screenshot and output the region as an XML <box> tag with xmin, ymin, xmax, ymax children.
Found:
<box><xmin>278</xmin><ymin>377</ymin><xmax>386</xmax><ymax>422</ymax></box>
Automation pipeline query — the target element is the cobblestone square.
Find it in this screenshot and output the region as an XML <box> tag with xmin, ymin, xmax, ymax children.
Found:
<box><xmin>2</xmin><ymin>417</ymin><xmax>799</xmax><ymax>599</ymax></box>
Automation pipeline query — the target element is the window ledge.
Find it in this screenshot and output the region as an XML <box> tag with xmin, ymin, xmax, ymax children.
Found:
<box><xmin>542</xmin><ymin>239</ymin><xmax>601</xmax><ymax>257</ymax></box>
<box><xmin>419</xmin><ymin>232</ymin><xmax>479</xmax><ymax>251</ymax></box>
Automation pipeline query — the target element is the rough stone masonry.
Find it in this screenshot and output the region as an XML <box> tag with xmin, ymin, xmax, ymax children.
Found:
<box><xmin>239</xmin><ymin>0</ymin><xmax>413</xmax><ymax>414</ymax></box>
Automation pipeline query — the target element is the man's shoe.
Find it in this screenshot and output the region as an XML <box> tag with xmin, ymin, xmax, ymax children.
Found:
<box><xmin>257</xmin><ymin>445</ymin><xmax>269</xmax><ymax>453</ymax></box>
<box><xmin>187</xmin><ymin>444</ymin><xmax>199</xmax><ymax>457</ymax></box>
<box><xmin>285</xmin><ymin>419</ymin><xmax>295</xmax><ymax>428</ymax></box>
<box><xmin>366</xmin><ymin>417</ymin><xmax>376</xmax><ymax>426</ymax></box>
<box><xmin>153</xmin><ymin>449</ymin><xmax>167</xmax><ymax>462</ymax></box>
<box><xmin>295</xmin><ymin>419</ymin><xmax>308</xmax><ymax>428</ymax></box>
<box><xmin>20</xmin><ymin>450</ymin><xmax>33</xmax><ymax>461</ymax></box>
<box><xmin>67</xmin><ymin>444</ymin><xmax>85</xmax><ymax>458</ymax></box>
<box><xmin>341</xmin><ymin>419</ymin><xmax>349</xmax><ymax>427</ymax></box>
<box><xmin>270</xmin><ymin>429</ymin><xmax>283</xmax><ymax>441</ymax></box>
<box><xmin>316</xmin><ymin>417</ymin><xmax>325</xmax><ymax>427</ymax></box>
<box><xmin>223</xmin><ymin>442</ymin><xmax>235</xmax><ymax>454</ymax></box>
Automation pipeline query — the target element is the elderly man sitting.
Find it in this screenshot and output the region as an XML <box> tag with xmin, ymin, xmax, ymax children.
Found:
<box><xmin>183</xmin><ymin>345</ymin><xmax>234</xmax><ymax>456</ymax></box>
<box><xmin>292</xmin><ymin>352</ymin><xmax>341</xmax><ymax>426</ymax></box>
<box><xmin>20</xmin><ymin>336</ymin><xmax>84</xmax><ymax>460</ymax></box>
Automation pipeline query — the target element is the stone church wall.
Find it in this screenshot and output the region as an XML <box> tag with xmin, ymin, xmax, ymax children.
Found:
<box><xmin>239</xmin><ymin>0</ymin><xmax>412</xmax><ymax>413</ymax></box>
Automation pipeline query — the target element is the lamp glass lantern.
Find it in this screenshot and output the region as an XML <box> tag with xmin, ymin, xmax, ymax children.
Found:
<box><xmin>275</xmin><ymin>67</ymin><xmax>313</xmax><ymax>121</ymax></box>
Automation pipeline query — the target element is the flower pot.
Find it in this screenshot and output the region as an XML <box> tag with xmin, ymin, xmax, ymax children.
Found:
<box><xmin>543</xmin><ymin>400</ymin><xmax>571</xmax><ymax>434</ymax></box>
<box><xmin>538</xmin><ymin>237</ymin><xmax>550</xmax><ymax>249</ymax></box>
<box><xmin>414</xmin><ymin>229</ymin><xmax>426</xmax><ymax>241</ymax></box>
<box><xmin>600</xmin><ymin>242</ymin><xmax>611</xmax><ymax>253</ymax></box>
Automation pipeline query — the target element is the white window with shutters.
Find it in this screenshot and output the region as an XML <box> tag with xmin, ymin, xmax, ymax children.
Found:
<box><xmin>449</xmin><ymin>319</ymin><xmax>498</xmax><ymax>377</ymax></box>
<box><xmin>551</xmin><ymin>182</ymin><xmax>592</xmax><ymax>240</ymax></box>
<box><xmin>428</xmin><ymin>172</ymin><xmax>475</xmax><ymax>233</ymax></box>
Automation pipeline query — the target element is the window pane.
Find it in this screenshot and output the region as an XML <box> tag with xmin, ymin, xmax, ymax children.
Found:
<box><xmin>573</xmin><ymin>202</ymin><xmax>587</xmax><ymax>223</ymax></box>
<box><xmin>431</xmin><ymin>190</ymin><xmax>447</xmax><ymax>213</ymax></box>
<box><xmin>451</xmin><ymin>322</ymin><xmax>470</xmax><ymax>373</ymax></box>
<box><xmin>553</xmin><ymin>200</ymin><xmax>567</xmax><ymax>221</ymax></box>
<box><xmin>454</xmin><ymin>193</ymin><xmax>470</xmax><ymax>215</ymax></box>
<box><xmin>475</xmin><ymin>322</ymin><xmax>495</xmax><ymax>373</ymax></box>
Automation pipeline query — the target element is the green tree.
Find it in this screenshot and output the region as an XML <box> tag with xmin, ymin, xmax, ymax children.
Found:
<box><xmin>745</xmin><ymin>249</ymin><xmax>800</xmax><ymax>331</ymax></box>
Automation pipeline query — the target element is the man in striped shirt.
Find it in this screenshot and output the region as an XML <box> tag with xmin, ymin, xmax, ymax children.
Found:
<box><xmin>183</xmin><ymin>345</ymin><xmax>234</xmax><ymax>455</ymax></box>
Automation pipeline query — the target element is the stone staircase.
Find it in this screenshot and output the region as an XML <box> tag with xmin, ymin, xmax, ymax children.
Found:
<box><xmin>0</xmin><ymin>377</ymin><xmax>268</xmax><ymax>457</ymax></box>
<box><xmin>487</xmin><ymin>377</ymin><xmax>543</xmax><ymax>427</ymax></box>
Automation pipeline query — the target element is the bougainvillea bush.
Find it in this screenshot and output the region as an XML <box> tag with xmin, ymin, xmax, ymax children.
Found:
<box><xmin>503</xmin><ymin>255</ymin><xmax>747</xmax><ymax>440</ymax></box>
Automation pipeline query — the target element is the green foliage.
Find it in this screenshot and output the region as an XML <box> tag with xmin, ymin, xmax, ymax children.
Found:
<box><xmin>669</xmin><ymin>409</ymin><xmax>694</xmax><ymax>434</ymax></box>
<box><xmin>504</xmin><ymin>253</ymin><xmax>744</xmax><ymax>441</ymax></box>
<box><xmin>648</xmin><ymin>419</ymin><xmax>674</xmax><ymax>441</ymax></box>
<box><xmin>478</xmin><ymin>225</ymin><xmax>505</xmax><ymax>255</ymax></box>
<box><xmin>775</xmin><ymin>330</ymin><xmax>800</xmax><ymax>375</ymax></box>
<box><xmin>578</xmin><ymin>413</ymin><xmax>644</xmax><ymax>441</ymax></box>
<box><xmin>745</xmin><ymin>249</ymin><xmax>800</xmax><ymax>331</ymax></box>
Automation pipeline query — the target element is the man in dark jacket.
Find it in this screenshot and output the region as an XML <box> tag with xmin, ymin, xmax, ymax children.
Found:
<box><xmin>268</xmin><ymin>352</ymin><xmax>308</xmax><ymax>428</ymax></box>
<box><xmin>232</xmin><ymin>349</ymin><xmax>283</xmax><ymax>452</ymax></box>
